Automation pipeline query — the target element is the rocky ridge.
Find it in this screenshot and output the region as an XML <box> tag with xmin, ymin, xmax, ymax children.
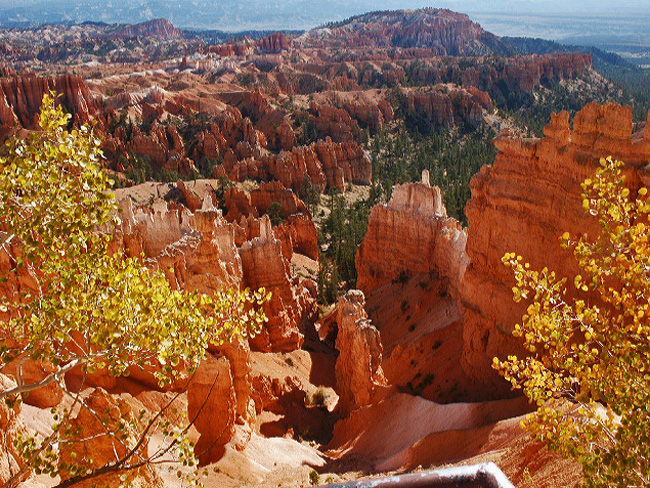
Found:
<box><xmin>116</xmin><ymin>18</ymin><xmax>184</xmax><ymax>40</ymax></box>
<box><xmin>301</xmin><ymin>9</ymin><xmax>508</xmax><ymax>55</ymax></box>
<box><xmin>0</xmin><ymin>48</ymin><xmax>594</xmax><ymax>197</ymax></box>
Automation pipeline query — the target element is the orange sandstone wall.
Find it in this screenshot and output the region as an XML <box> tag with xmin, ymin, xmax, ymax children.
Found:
<box><xmin>0</xmin><ymin>74</ymin><xmax>102</xmax><ymax>131</ymax></box>
<box><xmin>460</xmin><ymin>102</ymin><xmax>650</xmax><ymax>395</ymax></box>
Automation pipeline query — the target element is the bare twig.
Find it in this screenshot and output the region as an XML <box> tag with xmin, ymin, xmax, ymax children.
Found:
<box><xmin>51</xmin><ymin>369</ymin><xmax>207</xmax><ymax>488</ymax></box>
<box><xmin>0</xmin><ymin>359</ymin><xmax>82</xmax><ymax>400</ymax></box>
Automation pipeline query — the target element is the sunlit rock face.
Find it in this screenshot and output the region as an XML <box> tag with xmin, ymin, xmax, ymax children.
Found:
<box><xmin>357</xmin><ymin>174</ymin><xmax>469</xmax><ymax>297</ymax></box>
<box><xmin>0</xmin><ymin>74</ymin><xmax>103</xmax><ymax>132</ymax></box>
<box><xmin>460</xmin><ymin>102</ymin><xmax>650</xmax><ymax>396</ymax></box>
<box><xmin>334</xmin><ymin>290</ymin><xmax>387</xmax><ymax>416</ymax></box>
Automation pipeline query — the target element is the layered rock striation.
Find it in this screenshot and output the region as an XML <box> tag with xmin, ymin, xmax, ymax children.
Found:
<box><xmin>0</xmin><ymin>74</ymin><xmax>103</xmax><ymax>132</ymax></box>
<box><xmin>460</xmin><ymin>102</ymin><xmax>650</xmax><ymax>395</ymax></box>
<box><xmin>354</xmin><ymin>103</ymin><xmax>650</xmax><ymax>401</ymax></box>
<box><xmin>258</xmin><ymin>32</ymin><xmax>291</xmax><ymax>53</ymax></box>
<box><xmin>357</xmin><ymin>172</ymin><xmax>469</xmax><ymax>296</ymax></box>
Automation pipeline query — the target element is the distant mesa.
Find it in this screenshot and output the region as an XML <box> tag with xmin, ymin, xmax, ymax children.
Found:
<box><xmin>302</xmin><ymin>8</ymin><xmax>512</xmax><ymax>56</ymax></box>
<box><xmin>113</xmin><ymin>18</ymin><xmax>184</xmax><ymax>40</ymax></box>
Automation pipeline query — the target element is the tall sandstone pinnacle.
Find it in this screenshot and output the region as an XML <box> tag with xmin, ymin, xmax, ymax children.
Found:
<box><xmin>460</xmin><ymin>102</ymin><xmax>650</xmax><ymax>396</ymax></box>
<box><xmin>356</xmin><ymin>171</ymin><xmax>469</xmax><ymax>297</ymax></box>
<box><xmin>356</xmin><ymin>103</ymin><xmax>650</xmax><ymax>400</ymax></box>
<box><xmin>334</xmin><ymin>290</ymin><xmax>387</xmax><ymax>416</ymax></box>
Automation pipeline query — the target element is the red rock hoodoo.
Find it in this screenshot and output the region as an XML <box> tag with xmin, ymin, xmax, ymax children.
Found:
<box><xmin>357</xmin><ymin>172</ymin><xmax>469</xmax><ymax>296</ymax></box>
<box><xmin>334</xmin><ymin>290</ymin><xmax>387</xmax><ymax>415</ymax></box>
<box><xmin>0</xmin><ymin>74</ymin><xmax>102</xmax><ymax>133</ymax></box>
<box><xmin>220</xmin><ymin>138</ymin><xmax>371</xmax><ymax>192</ymax></box>
<box><xmin>460</xmin><ymin>102</ymin><xmax>650</xmax><ymax>395</ymax></box>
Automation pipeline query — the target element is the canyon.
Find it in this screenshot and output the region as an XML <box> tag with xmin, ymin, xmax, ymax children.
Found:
<box><xmin>0</xmin><ymin>8</ymin><xmax>646</xmax><ymax>488</ymax></box>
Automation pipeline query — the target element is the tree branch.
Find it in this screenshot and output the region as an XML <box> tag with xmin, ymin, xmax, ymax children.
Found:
<box><xmin>0</xmin><ymin>359</ymin><xmax>81</xmax><ymax>400</ymax></box>
<box><xmin>1</xmin><ymin>377</ymin><xmax>87</xmax><ymax>488</ymax></box>
<box><xmin>51</xmin><ymin>371</ymin><xmax>204</xmax><ymax>488</ymax></box>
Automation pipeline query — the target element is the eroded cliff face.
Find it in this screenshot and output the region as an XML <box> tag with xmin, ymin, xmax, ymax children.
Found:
<box><xmin>259</xmin><ymin>32</ymin><xmax>291</xmax><ymax>53</ymax></box>
<box><xmin>402</xmin><ymin>85</ymin><xmax>493</xmax><ymax>129</ymax></box>
<box><xmin>356</xmin><ymin>173</ymin><xmax>469</xmax><ymax>297</ymax></box>
<box><xmin>219</xmin><ymin>138</ymin><xmax>371</xmax><ymax>193</ymax></box>
<box><xmin>354</xmin><ymin>102</ymin><xmax>650</xmax><ymax>401</ymax></box>
<box><xmin>115</xmin><ymin>195</ymin><xmax>243</xmax><ymax>293</ymax></box>
<box><xmin>116</xmin><ymin>18</ymin><xmax>183</xmax><ymax>39</ymax></box>
<box><xmin>225</xmin><ymin>181</ymin><xmax>309</xmax><ymax>223</ymax></box>
<box><xmin>253</xmin><ymin>51</ymin><xmax>591</xmax><ymax>99</ymax></box>
<box><xmin>188</xmin><ymin>356</ymin><xmax>237</xmax><ymax>465</ymax></box>
<box><xmin>326</xmin><ymin>287</ymin><xmax>532</xmax><ymax>474</ymax></box>
<box><xmin>0</xmin><ymin>74</ymin><xmax>103</xmax><ymax>133</ymax></box>
<box><xmin>460</xmin><ymin>102</ymin><xmax>650</xmax><ymax>395</ymax></box>
<box><xmin>354</xmin><ymin>177</ymin><xmax>477</xmax><ymax>403</ymax></box>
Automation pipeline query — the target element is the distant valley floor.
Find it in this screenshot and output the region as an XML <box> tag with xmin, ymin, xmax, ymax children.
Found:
<box><xmin>468</xmin><ymin>11</ymin><xmax>650</xmax><ymax>66</ymax></box>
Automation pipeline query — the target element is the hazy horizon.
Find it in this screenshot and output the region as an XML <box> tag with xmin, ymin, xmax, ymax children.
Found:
<box><xmin>0</xmin><ymin>0</ymin><xmax>649</xmax><ymax>67</ymax></box>
<box><xmin>0</xmin><ymin>0</ymin><xmax>648</xmax><ymax>32</ymax></box>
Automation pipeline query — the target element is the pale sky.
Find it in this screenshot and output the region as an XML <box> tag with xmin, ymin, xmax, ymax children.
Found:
<box><xmin>382</xmin><ymin>0</ymin><xmax>650</xmax><ymax>14</ymax></box>
<box><xmin>0</xmin><ymin>0</ymin><xmax>648</xmax><ymax>32</ymax></box>
<box><xmin>0</xmin><ymin>0</ymin><xmax>648</xmax><ymax>14</ymax></box>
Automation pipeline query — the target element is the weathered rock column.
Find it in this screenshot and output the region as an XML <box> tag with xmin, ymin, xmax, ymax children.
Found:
<box><xmin>334</xmin><ymin>290</ymin><xmax>386</xmax><ymax>415</ymax></box>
